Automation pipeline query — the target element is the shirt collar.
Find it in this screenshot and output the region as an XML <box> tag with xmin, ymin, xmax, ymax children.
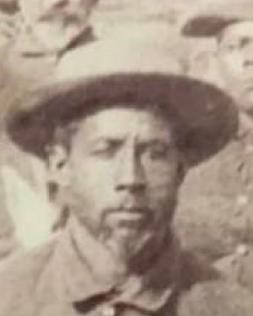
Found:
<box><xmin>52</xmin><ymin>215</ymin><xmax>182</xmax><ymax>313</ymax></box>
<box><xmin>14</xmin><ymin>24</ymin><xmax>94</xmax><ymax>57</ymax></box>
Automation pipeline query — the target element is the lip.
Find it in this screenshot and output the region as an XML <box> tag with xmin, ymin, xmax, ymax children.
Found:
<box><xmin>107</xmin><ymin>208</ymin><xmax>150</xmax><ymax>227</ymax></box>
<box><xmin>110</xmin><ymin>211</ymin><xmax>144</xmax><ymax>220</ymax></box>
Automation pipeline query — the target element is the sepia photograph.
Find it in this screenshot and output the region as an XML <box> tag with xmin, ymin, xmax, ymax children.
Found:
<box><xmin>0</xmin><ymin>0</ymin><xmax>253</xmax><ymax>315</ymax></box>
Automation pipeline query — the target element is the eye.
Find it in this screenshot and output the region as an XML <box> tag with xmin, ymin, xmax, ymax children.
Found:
<box><xmin>220</xmin><ymin>40</ymin><xmax>239</xmax><ymax>52</ymax></box>
<box><xmin>90</xmin><ymin>140</ymin><xmax>120</xmax><ymax>158</ymax></box>
<box><xmin>145</xmin><ymin>144</ymin><xmax>170</xmax><ymax>160</ymax></box>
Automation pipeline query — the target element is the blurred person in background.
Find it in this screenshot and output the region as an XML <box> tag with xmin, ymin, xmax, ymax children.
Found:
<box><xmin>178</xmin><ymin>0</ymin><xmax>253</xmax><ymax>293</ymax></box>
<box><xmin>4</xmin><ymin>0</ymin><xmax>99</xmax><ymax>84</ymax></box>
<box><xmin>0</xmin><ymin>0</ymin><xmax>99</xmax><ymax>257</ymax></box>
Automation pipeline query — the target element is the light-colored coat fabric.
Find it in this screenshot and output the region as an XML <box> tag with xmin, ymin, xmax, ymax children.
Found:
<box><xmin>0</xmin><ymin>216</ymin><xmax>252</xmax><ymax>316</ymax></box>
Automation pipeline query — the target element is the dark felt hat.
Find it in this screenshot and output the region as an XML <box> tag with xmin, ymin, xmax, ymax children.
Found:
<box><xmin>182</xmin><ymin>0</ymin><xmax>253</xmax><ymax>38</ymax></box>
<box><xmin>6</xmin><ymin>73</ymin><xmax>238</xmax><ymax>167</ymax></box>
<box><xmin>6</xmin><ymin>35</ymin><xmax>238</xmax><ymax>167</ymax></box>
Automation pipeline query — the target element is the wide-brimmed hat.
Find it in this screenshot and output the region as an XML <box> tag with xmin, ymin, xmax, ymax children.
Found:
<box><xmin>182</xmin><ymin>0</ymin><xmax>253</xmax><ymax>37</ymax></box>
<box><xmin>6</xmin><ymin>32</ymin><xmax>238</xmax><ymax>167</ymax></box>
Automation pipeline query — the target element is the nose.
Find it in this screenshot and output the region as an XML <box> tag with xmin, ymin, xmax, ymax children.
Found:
<box><xmin>115</xmin><ymin>147</ymin><xmax>146</xmax><ymax>193</ymax></box>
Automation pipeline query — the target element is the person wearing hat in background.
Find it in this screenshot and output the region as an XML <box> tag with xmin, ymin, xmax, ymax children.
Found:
<box><xmin>0</xmin><ymin>0</ymin><xmax>100</xmax><ymax>255</ymax></box>
<box><xmin>176</xmin><ymin>0</ymin><xmax>253</xmax><ymax>292</ymax></box>
<box><xmin>2</xmin><ymin>0</ymin><xmax>99</xmax><ymax>86</ymax></box>
<box><xmin>182</xmin><ymin>0</ymin><xmax>253</xmax><ymax>109</ymax></box>
<box><xmin>0</xmin><ymin>34</ymin><xmax>253</xmax><ymax>316</ymax></box>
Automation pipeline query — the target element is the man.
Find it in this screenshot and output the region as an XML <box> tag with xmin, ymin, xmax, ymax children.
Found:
<box><xmin>0</xmin><ymin>35</ymin><xmax>252</xmax><ymax>316</ymax></box>
<box><xmin>176</xmin><ymin>0</ymin><xmax>253</xmax><ymax>264</ymax></box>
<box><xmin>182</xmin><ymin>0</ymin><xmax>253</xmax><ymax>111</ymax></box>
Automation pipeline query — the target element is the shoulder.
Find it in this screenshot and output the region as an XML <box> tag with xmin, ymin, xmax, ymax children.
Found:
<box><xmin>0</xmin><ymin>238</ymin><xmax>56</xmax><ymax>315</ymax></box>
<box><xmin>179</xmin><ymin>250</ymin><xmax>220</xmax><ymax>288</ymax></box>
<box><xmin>178</xmin><ymin>280</ymin><xmax>253</xmax><ymax>316</ymax></box>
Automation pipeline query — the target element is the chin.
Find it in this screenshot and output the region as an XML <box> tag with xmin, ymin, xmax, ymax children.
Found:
<box><xmin>105</xmin><ymin>230</ymin><xmax>153</xmax><ymax>260</ymax></box>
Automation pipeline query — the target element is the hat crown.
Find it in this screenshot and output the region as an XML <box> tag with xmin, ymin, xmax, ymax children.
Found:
<box><xmin>182</xmin><ymin>0</ymin><xmax>253</xmax><ymax>37</ymax></box>
<box><xmin>56</xmin><ymin>27</ymin><xmax>183</xmax><ymax>82</ymax></box>
<box><xmin>7</xmin><ymin>33</ymin><xmax>238</xmax><ymax>166</ymax></box>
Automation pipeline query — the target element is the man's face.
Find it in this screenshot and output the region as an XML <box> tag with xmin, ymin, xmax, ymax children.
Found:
<box><xmin>52</xmin><ymin>107</ymin><xmax>182</xmax><ymax>261</ymax></box>
<box><xmin>19</xmin><ymin>0</ymin><xmax>97</xmax><ymax>52</ymax></box>
<box><xmin>217</xmin><ymin>21</ymin><xmax>253</xmax><ymax>111</ymax></box>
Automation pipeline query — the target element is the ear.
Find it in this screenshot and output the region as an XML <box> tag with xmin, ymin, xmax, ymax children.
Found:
<box><xmin>46</xmin><ymin>144</ymin><xmax>70</xmax><ymax>188</ymax></box>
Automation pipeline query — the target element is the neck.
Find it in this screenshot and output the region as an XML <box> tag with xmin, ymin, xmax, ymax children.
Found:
<box><xmin>104</xmin><ymin>225</ymin><xmax>172</xmax><ymax>282</ymax></box>
<box><xmin>69</xmin><ymin>214</ymin><xmax>172</xmax><ymax>285</ymax></box>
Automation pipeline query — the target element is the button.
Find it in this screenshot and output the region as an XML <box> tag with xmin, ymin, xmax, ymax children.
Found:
<box><xmin>102</xmin><ymin>305</ymin><xmax>116</xmax><ymax>316</ymax></box>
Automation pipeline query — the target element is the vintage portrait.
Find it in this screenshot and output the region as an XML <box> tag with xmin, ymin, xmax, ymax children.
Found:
<box><xmin>0</xmin><ymin>1</ymin><xmax>253</xmax><ymax>315</ymax></box>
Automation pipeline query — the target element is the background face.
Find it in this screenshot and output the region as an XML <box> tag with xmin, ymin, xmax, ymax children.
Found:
<box><xmin>19</xmin><ymin>0</ymin><xmax>97</xmax><ymax>51</ymax></box>
<box><xmin>217</xmin><ymin>21</ymin><xmax>253</xmax><ymax>111</ymax></box>
<box><xmin>60</xmin><ymin>107</ymin><xmax>181</xmax><ymax>261</ymax></box>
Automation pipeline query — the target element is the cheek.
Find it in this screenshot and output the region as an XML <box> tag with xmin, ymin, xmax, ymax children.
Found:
<box><xmin>145</xmin><ymin>166</ymin><xmax>178</xmax><ymax>225</ymax></box>
<box><xmin>69</xmin><ymin>158</ymin><xmax>114</xmax><ymax>198</ymax></box>
<box><xmin>144</xmin><ymin>162</ymin><xmax>179</xmax><ymax>202</ymax></box>
<box><xmin>221</xmin><ymin>53</ymin><xmax>243</xmax><ymax>74</ymax></box>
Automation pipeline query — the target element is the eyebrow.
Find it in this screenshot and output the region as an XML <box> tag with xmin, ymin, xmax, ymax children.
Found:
<box><xmin>88</xmin><ymin>136</ymin><xmax>174</xmax><ymax>146</ymax></box>
<box><xmin>86</xmin><ymin>137</ymin><xmax>124</xmax><ymax>149</ymax></box>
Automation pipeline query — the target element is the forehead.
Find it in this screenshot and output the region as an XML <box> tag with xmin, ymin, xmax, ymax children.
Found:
<box><xmin>220</xmin><ymin>21</ymin><xmax>253</xmax><ymax>41</ymax></box>
<box><xmin>72</xmin><ymin>107</ymin><xmax>174</xmax><ymax>142</ymax></box>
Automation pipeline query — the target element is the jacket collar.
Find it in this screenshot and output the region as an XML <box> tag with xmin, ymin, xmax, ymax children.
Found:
<box><xmin>14</xmin><ymin>24</ymin><xmax>95</xmax><ymax>58</ymax></box>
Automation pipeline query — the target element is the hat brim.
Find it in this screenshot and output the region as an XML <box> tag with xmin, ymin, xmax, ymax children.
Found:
<box><xmin>182</xmin><ymin>15</ymin><xmax>241</xmax><ymax>37</ymax></box>
<box><xmin>7</xmin><ymin>73</ymin><xmax>238</xmax><ymax>167</ymax></box>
